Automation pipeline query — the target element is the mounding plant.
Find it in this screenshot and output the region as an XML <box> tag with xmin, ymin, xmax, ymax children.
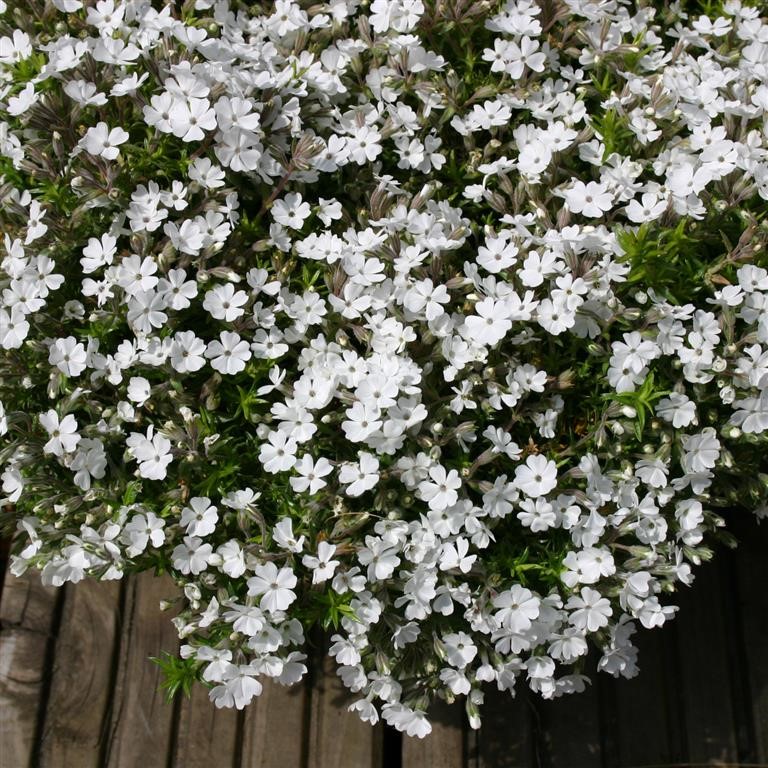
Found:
<box><xmin>1</xmin><ymin>0</ymin><xmax>767</xmax><ymax>737</ymax></box>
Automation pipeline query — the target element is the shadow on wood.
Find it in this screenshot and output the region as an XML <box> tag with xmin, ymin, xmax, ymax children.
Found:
<box><xmin>0</xmin><ymin>514</ymin><xmax>766</xmax><ymax>768</ymax></box>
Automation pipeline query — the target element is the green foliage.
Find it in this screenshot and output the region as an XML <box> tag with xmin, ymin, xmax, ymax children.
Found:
<box><xmin>604</xmin><ymin>371</ymin><xmax>669</xmax><ymax>441</ymax></box>
<box><xmin>151</xmin><ymin>652</ymin><xmax>201</xmax><ymax>702</ymax></box>
<box><xmin>301</xmin><ymin>588</ymin><xmax>359</xmax><ymax>631</ymax></box>
<box><xmin>591</xmin><ymin>109</ymin><xmax>638</xmax><ymax>161</ymax></box>
<box><xmin>485</xmin><ymin>529</ymin><xmax>571</xmax><ymax>593</ymax></box>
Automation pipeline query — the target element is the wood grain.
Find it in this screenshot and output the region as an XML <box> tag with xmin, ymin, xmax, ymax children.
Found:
<box><xmin>732</xmin><ymin>515</ymin><xmax>768</xmax><ymax>763</ymax></box>
<box><xmin>172</xmin><ymin>678</ymin><xmax>239</xmax><ymax>768</ymax></box>
<box><xmin>674</xmin><ymin>558</ymin><xmax>739</xmax><ymax>764</ymax></box>
<box><xmin>38</xmin><ymin>578</ymin><xmax>121</xmax><ymax>768</ymax></box>
<box><xmin>3</xmin><ymin>522</ymin><xmax>768</xmax><ymax>768</ymax></box>
<box><xmin>610</xmin><ymin>624</ymin><xmax>678</xmax><ymax>766</ymax></box>
<box><xmin>103</xmin><ymin>571</ymin><xmax>179</xmax><ymax>768</ymax></box>
<box><xmin>534</xmin><ymin>663</ymin><xmax>602</xmax><ymax>768</ymax></box>
<box><xmin>239</xmin><ymin>677</ymin><xmax>307</xmax><ymax>768</ymax></box>
<box><xmin>402</xmin><ymin>696</ymin><xmax>464</xmax><ymax>768</ymax></box>
<box><xmin>472</xmin><ymin>686</ymin><xmax>531</xmax><ymax>768</ymax></box>
<box><xmin>0</xmin><ymin>568</ymin><xmax>61</xmax><ymax>768</ymax></box>
<box><xmin>306</xmin><ymin>650</ymin><xmax>382</xmax><ymax>768</ymax></box>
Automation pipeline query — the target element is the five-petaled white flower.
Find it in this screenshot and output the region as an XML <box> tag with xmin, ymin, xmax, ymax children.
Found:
<box><xmin>418</xmin><ymin>465</ymin><xmax>462</xmax><ymax>511</ymax></box>
<box><xmin>205</xmin><ymin>331</ymin><xmax>251</xmax><ymax>375</ymax></box>
<box><xmin>247</xmin><ymin>562</ymin><xmax>298</xmax><ymax>613</ymax></box>
<box><xmin>339</xmin><ymin>452</ymin><xmax>380</xmax><ymax>496</ymax></box>
<box><xmin>259</xmin><ymin>430</ymin><xmax>298</xmax><ymax>474</ymax></box>
<box><xmin>302</xmin><ymin>541</ymin><xmax>340</xmax><ymax>584</ymax></box>
<box><xmin>126</xmin><ymin>426</ymin><xmax>173</xmax><ymax>480</ymax></box>
<box><xmin>80</xmin><ymin>122</ymin><xmax>129</xmax><ymax>160</ymax></box>
<box><xmin>514</xmin><ymin>454</ymin><xmax>558</xmax><ymax>498</ymax></box>
<box><xmin>39</xmin><ymin>410</ymin><xmax>80</xmax><ymax>457</ymax></box>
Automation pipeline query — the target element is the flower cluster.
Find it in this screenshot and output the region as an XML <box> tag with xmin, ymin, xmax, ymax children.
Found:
<box><xmin>2</xmin><ymin>0</ymin><xmax>768</xmax><ymax>737</ymax></box>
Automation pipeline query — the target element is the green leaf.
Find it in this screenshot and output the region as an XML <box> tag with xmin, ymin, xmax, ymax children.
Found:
<box><xmin>150</xmin><ymin>652</ymin><xmax>200</xmax><ymax>702</ymax></box>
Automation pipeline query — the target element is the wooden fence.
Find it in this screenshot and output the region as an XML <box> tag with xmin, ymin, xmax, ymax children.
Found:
<box><xmin>0</xmin><ymin>512</ymin><xmax>766</xmax><ymax>768</ymax></box>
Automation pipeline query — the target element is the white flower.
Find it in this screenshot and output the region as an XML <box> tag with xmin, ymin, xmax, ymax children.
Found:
<box><xmin>681</xmin><ymin>428</ymin><xmax>721</xmax><ymax>473</ymax></box>
<box><xmin>247</xmin><ymin>562</ymin><xmax>298</xmax><ymax>613</ymax></box>
<box><xmin>302</xmin><ymin>541</ymin><xmax>340</xmax><ymax>584</ymax></box>
<box><xmin>463</xmin><ymin>297</ymin><xmax>512</xmax><ymax>346</ymax></box>
<box><xmin>417</xmin><ymin>465</ymin><xmax>462</xmax><ymax>511</ymax></box>
<box><xmin>213</xmin><ymin>540</ymin><xmax>247</xmax><ymax>578</ymax></box>
<box><xmin>272</xmin><ymin>192</ymin><xmax>311</xmax><ymax>230</ymax></box>
<box><xmin>492</xmin><ymin>585</ymin><xmax>540</xmax><ymax>633</ymax></box>
<box><xmin>258</xmin><ymin>430</ymin><xmax>298</xmax><ymax>473</ymax></box>
<box><xmin>290</xmin><ymin>454</ymin><xmax>333</xmax><ymax>494</ymax></box>
<box><xmin>48</xmin><ymin>336</ymin><xmax>87</xmax><ymax>377</ymax></box>
<box><xmin>347</xmin><ymin>126</ymin><xmax>382</xmax><ymax>164</ymax></box>
<box><xmin>122</xmin><ymin>512</ymin><xmax>166</xmax><ymax>557</ymax></box>
<box><xmin>562</xmin><ymin>549</ymin><xmax>615</xmax><ymax>588</ymax></box>
<box><xmin>157</xmin><ymin>269</ymin><xmax>198</xmax><ymax>310</ymax></box>
<box><xmin>656</xmin><ymin>392</ymin><xmax>697</xmax><ymax>428</ymax></box>
<box><xmin>564</xmin><ymin>181</ymin><xmax>614</xmax><ymax>217</ymax></box>
<box><xmin>203</xmin><ymin>283</ymin><xmax>249</xmax><ymax>321</ymax></box>
<box><xmin>382</xmin><ymin>704</ymin><xmax>432</xmax><ymax>739</ymax></box>
<box><xmin>170</xmin><ymin>331</ymin><xmax>207</xmax><ymax>373</ymax></box>
<box><xmin>126</xmin><ymin>376</ymin><xmax>152</xmax><ymax>406</ymax></box>
<box><xmin>169</xmin><ymin>97</ymin><xmax>217</xmax><ymax>142</ymax></box>
<box><xmin>517</xmin><ymin>498</ymin><xmax>557</xmax><ymax>531</ymax></box>
<box><xmin>70</xmin><ymin>438</ymin><xmax>107</xmax><ymax>490</ymax></box>
<box><xmin>2</xmin><ymin>467</ymin><xmax>24</xmax><ymax>503</ymax></box>
<box><xmin>80</xmin><ymin>122</ymin><xmax>129</xmax><ymax>160</ymax></box>
<box><xmin>81</xmin><ymin>233</ymin><xmax>116</xmax><ymax>273</ymax></box>
<box><xmin>358</xmin><ymin>535</ymin><xmax>400</xmax><ymax>581</ymax></box>
<box><xmin>172</xmin><ymin>536</ymin><xmax>213</xmax><ymax>575</ymax></box>
<box><xmin>514</xmin><ymin>454</ymin><xmax>558</xmax><ymax>498</ymax></box>
<box><xmin>205</xmin><ymin>331</ymin><xmax>251</xmax><ymax>375</ymax></box>
<box><xmin>39</xmin><ymin>410</ymin><xmax>80</xmax><ymax>457</ymax></box>
<box><xmin>126</xmin><ymin>426</ymin><xmax>173</xmax><ymax>480</ymax></box>
<box><xmin>272</xmin><ymin>518</ymin><xmax>305</xmax><ymax>553</ymax></box>
<box><xmin>339</xmin><ymin>452</ymin><xmax>380</xmax><ymax>496</ymax></box>
<box><xmin>188</xmin><ymin>157</ymin><xmax>225</xmax><ymax>189</ymax></box>
<box><xmin>438</xmin><ymin>536</ymin><xmax>476</xmax><ymax>573</ymax></box>
<box><xmin>566</xmin><ymin>587</ymin><xmax>613</xmax><ymax>632</ymax></box>
<box><xmin>209</xmin><ymin>665</ymin><xmax>263</xmax><ymax>710</ymax></box>
<box><xmin>442</xmin><ymin>631</ymin><xmax>478</xmax><ymax>668</ymax></box>
<box><xmin>180</xmin><ymin>497</ymin><xmax>219</xmax><ymax>537</ymax></box>
<box><xmin>402</xmin><ymin>278</ymin><xmax>449</xmax><ymax>319</ymax></box>
<box><xmin>341</xmin><ymin>401</ymin><xmax>382</xmax><ymax>443</ymax></box>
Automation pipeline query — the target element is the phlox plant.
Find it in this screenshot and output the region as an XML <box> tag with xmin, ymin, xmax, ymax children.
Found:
<box><xmin>1</xmin><ymin>0</ymin><xmax>768</xmax><ymax>738</ymax></box>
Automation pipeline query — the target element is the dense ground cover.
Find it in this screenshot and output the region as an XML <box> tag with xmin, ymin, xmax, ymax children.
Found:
<box><xmin>1</xmin><ymin>0</ymin><xmax>767</xmax><ymax>737</ymax></box>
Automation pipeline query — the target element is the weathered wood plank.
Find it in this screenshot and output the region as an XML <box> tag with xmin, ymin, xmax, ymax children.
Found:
<box><xmin>104</xmin><ymin>571</ymin><xmax>179</xmax><ymax>768</ymax></box>
<box><xmin>674</xmin><ymin>557</ymin><xmax>739</xmax><ymax>763</ymax></box>
<box><xmin>731</xmin><ymin>515</ymin><xmax>768</xmax><ymax>763</ymax></box>
<box><xmin>0</xmin><ymin>568</ymin><xmax>61</xmax><ymax>768</ymax></box>
<box><xmin>306</xmin><ymin>651</ymin><xmax>382</xmax><ymax>768</ymax></box>
<box><xmin>473</xmin><ymin>685</ymin><xmax>531</xmax><ymax>768</ymax></box>
<box><xmin>610</xmin><ymin>624</ymin><xmax>678</xmax><ymax>766</ymax></box>
<box><xmin>402</xmin><ymin>697</ymin><xmax>463</xmax><ymax>768</ymax></box>
<box><xmin>240</xmin><ymin>677</ymin><xmax>307</xmax><ymax>768</ymax></box>
<box><xmin>172</xmin><ymin>678</ymin><xmax>239</xmax><ymax>768</ymax></box>
<box><xmin>0</xmin><ymin>566</ymin><xmax>58</xmax><ymax>631</ymax></box>
<box><xmin>38</xmin><ymin>578</ymin><xmax>121</xmax><ymax>768</ymax></box>
<box><xmin>534</xmin><ymin>668</ymin><xmax>602</xmax><ymax>767</ymax></box>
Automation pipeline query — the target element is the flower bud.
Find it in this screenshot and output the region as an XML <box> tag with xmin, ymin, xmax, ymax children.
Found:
<box><xmin>184</xmin><ymin>584</ymin><xmax>202</xmax><ymax>602</ymax></box>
